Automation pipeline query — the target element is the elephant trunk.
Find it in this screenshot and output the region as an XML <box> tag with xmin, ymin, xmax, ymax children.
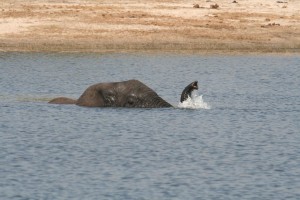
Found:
<box><xmin>139</xmin><ymin>94</ymin><xmax>172</xmax><ymax>108</ymax></box>
<box><xmin>180</xmin><ymin>81</ymin><xmax>198</xmax><ymax>103</ymax></box>
<box><xmin>151</xmin><ymin>96</ymin><xmax>172</xmax><ymax>107</ymax></box>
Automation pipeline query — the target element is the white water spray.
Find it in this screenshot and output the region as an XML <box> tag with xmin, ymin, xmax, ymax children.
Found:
<box><xmin>177</xmin><ymin>91</ymin><xmax>211</xmax><ymax>109</ymax></box>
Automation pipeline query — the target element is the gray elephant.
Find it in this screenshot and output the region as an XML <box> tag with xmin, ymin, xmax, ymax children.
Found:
<box><xmin>49</xmin><ymin>80</ymin><xmax>198</xmax><ymax>108</ymax></box>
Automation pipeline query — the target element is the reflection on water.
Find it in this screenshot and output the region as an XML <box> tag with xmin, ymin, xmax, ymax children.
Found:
<box><xmin>0</xmin><ymin>53</ymin><xmax>300</xmax><ymax>200</ymax></box>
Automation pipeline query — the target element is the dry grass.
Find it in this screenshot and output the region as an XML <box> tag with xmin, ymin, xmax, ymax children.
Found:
<box><xmin>0</xmin><ymin>0</ymin><xmax>299</xmax><ymax>53</ymax></box>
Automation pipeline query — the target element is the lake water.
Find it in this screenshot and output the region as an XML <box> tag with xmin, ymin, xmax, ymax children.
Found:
<box><xmin>0</xmin><ymin>53</ymin><xmax>299</xmax><ymax>200</ymax></box>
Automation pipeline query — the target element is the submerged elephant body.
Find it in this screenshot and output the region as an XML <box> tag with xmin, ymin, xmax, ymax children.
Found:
<box><xmin>49</xmin><ymin>79</ymin><xmax>198</xmax><ymax>108</ymax></box>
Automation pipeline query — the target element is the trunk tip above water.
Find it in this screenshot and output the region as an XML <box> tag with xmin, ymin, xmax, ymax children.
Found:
<box><xmin>180</xmin><ymin>81</ymin><xmax>199</xmax><ymax>103</ymax></box>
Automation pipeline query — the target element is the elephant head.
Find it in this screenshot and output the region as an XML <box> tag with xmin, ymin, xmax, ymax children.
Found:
<box><xmin>76</xmin><ymin>80</ymin><xmax>172</xmax><ymax>108</ymax></box>
<box><xmin>49</xmin><ymin>79</ymin><xmax>198</xmax><ymax>108</ymax></box>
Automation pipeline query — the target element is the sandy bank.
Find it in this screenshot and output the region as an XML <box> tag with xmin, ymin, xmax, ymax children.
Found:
<box><xmin>0</xmin><ymin>0</ymin><xmax>299</xmax><ymax>53</ymax></box>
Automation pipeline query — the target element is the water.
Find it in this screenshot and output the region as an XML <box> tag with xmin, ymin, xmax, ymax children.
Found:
<box><xmin>178</xmin><ymin>92</ymin><xmax>211</xmax><ymax>109</ymax></box>
<box><xmin>0</xmin><ymin>53</ymin><xmax>299</xmax><ymax>200</ymax></box>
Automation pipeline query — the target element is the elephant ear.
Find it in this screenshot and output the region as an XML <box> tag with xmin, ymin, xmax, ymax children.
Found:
<box><xmin>76</xmin><ymin>83</ymin><xmax>107</xmax><ymax>107</ymax></box>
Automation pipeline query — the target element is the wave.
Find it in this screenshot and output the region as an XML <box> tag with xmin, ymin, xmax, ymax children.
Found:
<box><xmin>177</xmin><ymin>91</ymin><xmax>211</xmax><ymax>109</ymax></box>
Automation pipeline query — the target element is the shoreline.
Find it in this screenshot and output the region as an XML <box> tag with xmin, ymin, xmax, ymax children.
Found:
<box><xmin>1</xmin><ymin>0</ymin><xmax>299</xmax><ymax>54</ymax></box>
<box><xmin>1</xmin><ymin>40</ymin><xmax>299</xmax><ymax>55</ymax></box>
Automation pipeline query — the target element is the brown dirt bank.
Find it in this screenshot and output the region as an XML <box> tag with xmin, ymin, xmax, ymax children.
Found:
<box><xmin>0</xmin><ymin>0</ymin><xmax>299</xmax><ymax>53</ymax></box>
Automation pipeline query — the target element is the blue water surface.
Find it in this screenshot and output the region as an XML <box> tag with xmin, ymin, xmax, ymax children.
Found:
<box><xmin>0</xmin><ymin>53</ymin><xmax>300</xmax><ymax>199</ymax></box>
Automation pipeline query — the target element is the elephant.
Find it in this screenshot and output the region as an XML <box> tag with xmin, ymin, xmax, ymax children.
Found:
<box><xmin>48</xmin><ymin>79</ymin><xmax>198</xmax><ymax>108</ymax></box>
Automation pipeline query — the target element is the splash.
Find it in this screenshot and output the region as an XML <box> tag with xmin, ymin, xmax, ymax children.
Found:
<box><xmin>177</xmin><ymin>91</ymin><xmax>211</xmax><ymax>109</ymax></box>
